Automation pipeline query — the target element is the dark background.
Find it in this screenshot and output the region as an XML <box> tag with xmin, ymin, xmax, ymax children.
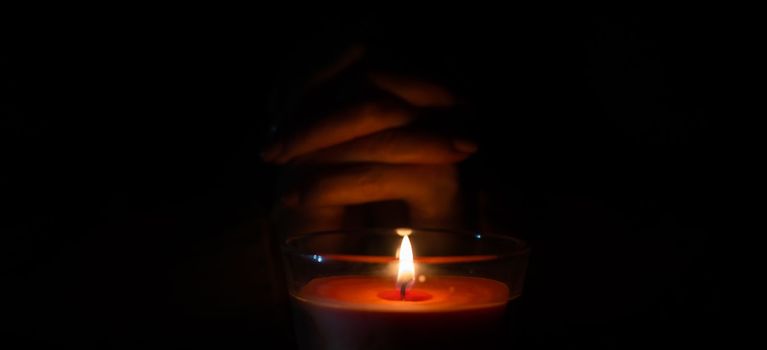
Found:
<box><xmin>4</xmin><ymin>8</ymin><xmax>722</xmax><ymax>349</ymax></box>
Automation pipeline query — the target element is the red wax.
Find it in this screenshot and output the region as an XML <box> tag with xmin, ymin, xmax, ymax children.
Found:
<box><xmin>291</xmin><ymin>276</ymin><xmax>510</xmax><ymax>349</ymax></box>
<box><xmin>377</xmin><ymin>289</ymin><xmax>433</xmax><ymax>301</ymax></box>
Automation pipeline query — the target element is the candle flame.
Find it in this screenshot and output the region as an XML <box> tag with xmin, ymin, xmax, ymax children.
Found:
<box><xmin>396</xmin><ymin>234</ymin><xmax>415</xmax><ymax>292</ymax></box>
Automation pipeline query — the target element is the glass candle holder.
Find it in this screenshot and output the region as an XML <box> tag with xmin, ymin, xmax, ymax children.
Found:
<box><xmin>282</xmin><ymin>228</ymin><xmax>530</xmax><ymax>350</ymax></box>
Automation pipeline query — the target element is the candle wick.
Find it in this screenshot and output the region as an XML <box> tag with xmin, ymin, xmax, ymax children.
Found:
<box><xmin>400</xmin><ymin>284</ymin><xmax>407</xmax><ymax>301</ymax></box>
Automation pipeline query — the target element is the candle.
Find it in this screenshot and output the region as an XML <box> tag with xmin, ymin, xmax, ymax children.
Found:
<box><xmin>290</xmin><ymin>230</ymin><xmax>513</xmax><ymax>349</ymax></box>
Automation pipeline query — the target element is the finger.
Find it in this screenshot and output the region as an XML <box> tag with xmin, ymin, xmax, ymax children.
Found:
<box><xmin>262</xmin><ymin>99</ymin><xmax>415</xmax><ymax>164</ymax></box>
<box><xmin>369</xmin><ymin>72</ymin><xmax>456</xmax><ymax>108</ymax></box>
<box><xmin>291</xmin><ymin>128</ymin><xmax>478</xmax><ymax>165</ymax></box>
<box><xmin>306</xmin><ymin>45</ymin><xmax>366</xmax><ymax>88</ymax></box>
<box><xmin>289</xmin><ymin>164</ymin><xmax>461</xmax><ymax>227</ymax></box>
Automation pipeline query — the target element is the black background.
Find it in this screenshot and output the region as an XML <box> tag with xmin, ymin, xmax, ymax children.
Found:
<box><xmin>4</xmin><ymin>8</ymin><xmax>722</xmax><ymax>349</ymax></box>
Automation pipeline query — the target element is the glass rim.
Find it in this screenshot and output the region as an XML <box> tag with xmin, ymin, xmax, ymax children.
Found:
<box><xmin>283</xmin><ymin>227</ymin><xmax>530</xmax><ymax>262</ymax></box>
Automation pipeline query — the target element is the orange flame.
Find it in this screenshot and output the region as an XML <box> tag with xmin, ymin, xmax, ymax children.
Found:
<box><xmin>396</xmin><ymin>233</ymin><xmax>415</xmax><ymax>291</ymax></box>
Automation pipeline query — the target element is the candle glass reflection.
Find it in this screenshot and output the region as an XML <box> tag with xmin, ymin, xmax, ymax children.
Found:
<box><xmin>282</xmin><ymin>228</ymin><xmax>530</xmax><ymax>350</ymax></box>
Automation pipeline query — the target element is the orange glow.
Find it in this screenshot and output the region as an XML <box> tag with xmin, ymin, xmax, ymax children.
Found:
<box><xmin>297</xmin><ymin>276</ymin><xmax>510</xmax><ymax>312</ymax></box>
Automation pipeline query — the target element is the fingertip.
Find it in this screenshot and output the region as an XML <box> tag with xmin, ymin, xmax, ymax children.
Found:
<box><xmin>307</xmin><ymin>45</ymin><xmax>367</xmax><ymax>87</ymax></box>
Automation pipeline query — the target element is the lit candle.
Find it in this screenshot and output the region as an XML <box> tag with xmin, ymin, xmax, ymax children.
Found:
<box><xmin>291</xmin><ymin>229</ymin><xmax>511</xmax><ymax>349</ymax></box>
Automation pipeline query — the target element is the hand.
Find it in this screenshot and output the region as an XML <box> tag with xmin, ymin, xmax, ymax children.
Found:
<box><xmin>263</xmin><ymin>47</ymin><xmax>477</xmax><ymax>235</ymax></box>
